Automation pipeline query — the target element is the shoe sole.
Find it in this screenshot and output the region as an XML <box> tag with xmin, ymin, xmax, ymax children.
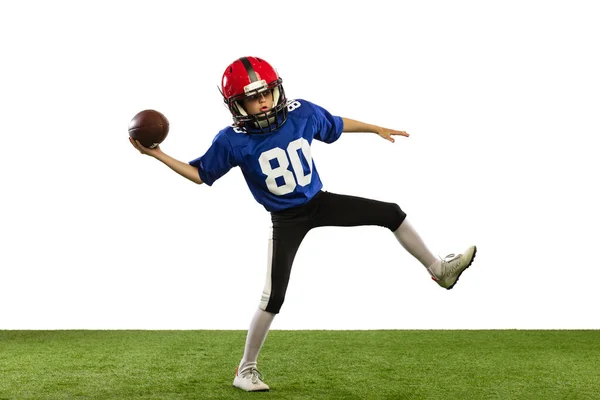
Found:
<box><xmin>232</xmin><ymin>381</ymin><xmax>270</xmax><ymax>392</ymax></box>
<box><xmin>232</xmin><ymin>386</ymin><xmax>269</xmax><ymax>392</ymax></box>
<box><xmin>446</xmin><ymin>245</ymin><xmax>477</xmax><ymax>290</ymax></box>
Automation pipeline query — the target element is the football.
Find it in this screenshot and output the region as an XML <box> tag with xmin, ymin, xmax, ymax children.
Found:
<box><xmin>128</xmin><ymin>109</ymin><xmax>169</xmax><ymax>148</ymax></box>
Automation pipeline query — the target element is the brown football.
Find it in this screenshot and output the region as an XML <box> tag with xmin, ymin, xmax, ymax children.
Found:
<box><xmin>128</xmin><ymin>109</ymin><xmax>169</xmax><ymax>148</ymax></box>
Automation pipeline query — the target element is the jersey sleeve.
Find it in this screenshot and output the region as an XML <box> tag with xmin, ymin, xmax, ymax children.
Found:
<box><xmin>188</xmin><ymin>131</ymin><xmax>235</xmax><ymax>186</ymax></box>
<box><xmin>311</xmin><ymin>102</ymin><xmax>344</xmax><ymax>144</ymax></box>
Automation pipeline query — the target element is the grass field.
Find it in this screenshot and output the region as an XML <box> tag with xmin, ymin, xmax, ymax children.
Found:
<box><xmin>1</xmin><ymin>330</ymin><xmax>599</xmax><ymax>399</ymax></box>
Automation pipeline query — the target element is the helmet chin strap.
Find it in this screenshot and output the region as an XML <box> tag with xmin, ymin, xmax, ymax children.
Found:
<box><xmin>256</xmin><ymin>114</ymin><xmax>276</xmax><ymax>128</ymax></box>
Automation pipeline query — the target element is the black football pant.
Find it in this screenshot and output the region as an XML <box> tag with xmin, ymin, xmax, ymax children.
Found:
<box><xmin>260</xmin><ymin>190</ymin><xmax>406</xmax><ymax>314</ymax></box>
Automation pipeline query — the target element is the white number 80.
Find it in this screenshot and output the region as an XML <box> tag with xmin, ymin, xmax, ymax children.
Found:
<box><xmin>258</xmin><ymin>138</ymin><xmax>313</xmax><ymax>195</ymax></box>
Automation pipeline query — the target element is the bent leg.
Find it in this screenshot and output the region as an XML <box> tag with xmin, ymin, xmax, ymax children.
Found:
<box><xmin>312</xmin><ymin>191</ymin><xmax>438</xmax><ymax>273</ymax></box>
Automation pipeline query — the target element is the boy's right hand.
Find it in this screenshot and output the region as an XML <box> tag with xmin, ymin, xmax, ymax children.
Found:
<box><xmin>129</xmin><ymin>137</ymin><xmax>162</xmax><ymax>157</ymax></box>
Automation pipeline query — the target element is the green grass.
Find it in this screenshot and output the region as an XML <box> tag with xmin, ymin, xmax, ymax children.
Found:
<box><xmin>1</xmin><ymin>330</ymin><xmax>599</xmax><ymax>399</ymax></box>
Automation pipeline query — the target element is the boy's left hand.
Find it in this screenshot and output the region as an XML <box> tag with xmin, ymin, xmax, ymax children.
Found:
<box><xmin>377</xmin><ymin>128</ymin><xmax>410</xmax><ymax>143</ymax></box>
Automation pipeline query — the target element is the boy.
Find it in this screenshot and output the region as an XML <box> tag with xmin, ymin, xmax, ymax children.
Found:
<box><xmin>129</xmin><ymin>56</ymin><xmax>476</xmax><ymax>392</ymax></box>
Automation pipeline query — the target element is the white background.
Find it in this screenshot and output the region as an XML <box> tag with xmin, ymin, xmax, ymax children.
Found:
<box><xmin>1</xmin><ymin>1</ymin><xmax>599</xmax><ymax>330</ymax></box>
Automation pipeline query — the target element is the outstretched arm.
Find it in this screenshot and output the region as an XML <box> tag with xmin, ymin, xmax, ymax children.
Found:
<box><xmin>341</xmin><ymin>117</ymin><xmax>409</xmax><ymax>143</ymax></box>
<box><xmin>129</xmin><ymin>138</ymin><xmax>204</xmax><ymax>184</ymax></box>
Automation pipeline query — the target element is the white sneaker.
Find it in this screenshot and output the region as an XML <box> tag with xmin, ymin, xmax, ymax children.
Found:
<box><xmin>232</xmin><ymin>366</ymin><xmax>270</xmax><ymax>392</ymax></box>
<box><xmin>429</xmin><ymin>246</ymin><xmax>477</xmax><ymax>289</ymax></box>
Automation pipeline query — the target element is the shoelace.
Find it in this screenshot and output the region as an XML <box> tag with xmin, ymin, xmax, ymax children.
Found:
<box><xmin>443</xmin><ymin>253</ymin><xmax>457</xmax><ymax>262</ymax></box>
<box><xmin>441</xmin><ymin>253</ymin><xmax>462</xmax><ymax>276</ymax></box>
<box><xmin>242</xmin><ymin>368</ymin><xmax>265</xmax><ymax>384</ymax></box>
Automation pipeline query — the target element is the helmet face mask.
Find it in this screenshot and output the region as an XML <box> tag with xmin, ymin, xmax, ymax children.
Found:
<box><xmin>221</xmin><ymin>57</ymin><xmax>288</xmax><ymax>133</ymax></box>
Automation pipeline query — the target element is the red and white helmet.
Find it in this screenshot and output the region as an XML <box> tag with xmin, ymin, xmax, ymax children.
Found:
<box><xmin>221</xmin><ymin>56</ymin><xmax>288</xmax><ymax>133</ymax></box>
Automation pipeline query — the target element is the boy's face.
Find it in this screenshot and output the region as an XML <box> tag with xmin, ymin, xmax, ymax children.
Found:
<box><xmin>242</xmin><ymin>90</ymin><xmax>274</xmax><ymax>115</ymax></box>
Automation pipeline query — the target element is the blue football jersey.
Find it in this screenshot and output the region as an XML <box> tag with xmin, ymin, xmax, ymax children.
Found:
<box><xmin>189</xmin><ymin>99</ymin><xmax>344</xmax><ymax>212</ymax></box>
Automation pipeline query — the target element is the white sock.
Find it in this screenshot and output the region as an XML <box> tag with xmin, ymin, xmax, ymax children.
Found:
<box><xmin>393</xmin><ymin>219</ymin><xmax>440</xmax><ymax>274</ymax></box>
<box><xmin>238</xmin><ymin>308</ymin><xmax>276</xmax><ymax>374</ymax></box>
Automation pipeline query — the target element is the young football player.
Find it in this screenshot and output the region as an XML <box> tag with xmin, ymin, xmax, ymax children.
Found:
<box><xmin>130</xmin><ymin>56</ymin><xmax>477</xmax><ymax>392</ymax></box>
